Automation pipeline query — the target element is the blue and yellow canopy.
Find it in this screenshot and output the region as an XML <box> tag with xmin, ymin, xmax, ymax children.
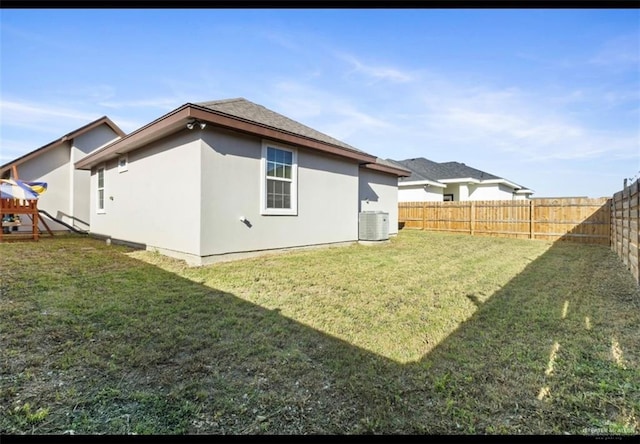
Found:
<box><xmin>0</xmin><ymin>179</ymin><xmax>48</xmax><ymax>200</ymax></box>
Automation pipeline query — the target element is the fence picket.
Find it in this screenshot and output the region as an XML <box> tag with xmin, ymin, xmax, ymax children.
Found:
<box><xmin>398</xmin><ymin>198</ymin><xmax>610</xmax><ymax>245</ymax></box>
<box><xmin>610</xmin><ymin>180</ymin><xmax>639</xmax><ymax>284</ymax></box>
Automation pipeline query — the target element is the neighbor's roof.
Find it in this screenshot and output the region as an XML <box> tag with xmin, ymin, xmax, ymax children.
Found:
<box><xmin>392</xmin><ymin>157</ymin><xmax>532</xmax><ymax>192</ymax></box>
<box><xmin>362</xmin><ymin>157</ymin><xmax>411</xmax><ymax>177</ymax></box>
<box><xmin>437</xmin><ymin>161</ymin><xmax>501</xmax><ymax>181</ymax></box>
<box><xmin>75</xmin><ymin>98</ymin><xmax>407</xmax><ymax>176</ymax></box>
<box><xmin>0</xmin><ymin>116</ymin><xmax>125</xmax><ymax>177</ymax></box>
<box><xmin>390</xmin><ymin>157</ymin><xmax>446</xmax><ymax>183</ymax></box>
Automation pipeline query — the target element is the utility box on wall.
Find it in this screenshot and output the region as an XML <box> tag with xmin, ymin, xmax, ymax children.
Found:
<box><xmin>358</xmin><ymin>211</ymin><xmax>389</xmax><ymax>241</ymax></box>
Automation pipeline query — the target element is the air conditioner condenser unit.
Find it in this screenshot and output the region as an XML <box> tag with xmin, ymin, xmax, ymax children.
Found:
<box><xmin>358</xmin><ymin>211</ymin><xmax>389</xmax><ymax>241</ymax></box>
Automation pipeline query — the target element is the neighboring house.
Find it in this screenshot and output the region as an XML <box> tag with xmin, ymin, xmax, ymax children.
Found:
<box><xmin>390</xmin><ymin>157</ymin><xmax>534</xmax><ymax>202</ymax></box>
<box><xmin>0</xmin><ymin>117</ymin><xmax>125</xmax><ymax>232</ymax></box>
<box><xmin>74</xmin><ymin>98</ymin><xmax>410</xmax><ymax>266</ymax></box>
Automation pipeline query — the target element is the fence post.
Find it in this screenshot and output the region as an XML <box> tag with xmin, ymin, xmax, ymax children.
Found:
<box><xmin>529</xmin><ymin>199</ymin><xmax>534</xmax><ymax>239</ymax></box>
<box><xmin>422</xmin><ymin>201</ymin><xmax>426</xmax><ymax>231</ymax></box>
<box><xmin>610</xmin><ymin>197</ymin><xmax>614</xmax><ymax>251</ymax></box>
<box><xmin>626</xmin><ymin>185</ymin><xmax>630</xmax><ymax>268</ymax></box>
<box><xmin>470</xmin><ymin>201</ymin><xmax>475</xmax><ymax>236</ymax></box>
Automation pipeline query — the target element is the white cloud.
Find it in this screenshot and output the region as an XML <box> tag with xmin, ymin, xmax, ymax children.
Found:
<box><xmin>0</xmin><ymin>98</ymin><xmax>141</xmax><ymax>135</ymax></box>
<box><xmin>399</xmin><ymin>79</ymin><xmax>639</xmax><ymax>163</ymax></box>
<box><xmin>260</xmin><ymin>61</ymin><xmax>638</xmax><ymax>176</ymax></box>
<box><xmin>0</xmin><ymin>98</ymin><xmax>148</xmax><ymax>159</ymax></box>
<box><xmin>97</xmin><ymin>97</ymin><xmax>182</xmax><ymax>110</ymax></box>
<box><xmin>0</xmin><ymin>100</ymin><xmax>103</xmax><ymax>161</ymax></box>
<box><xmin>336</xmin><ymin>53</ymin><xmax>414</xmax><ymax>84</ymax></box>
<box><xmin>55</xmin><ymin>84</ymin><xmax>118</xmax><ymax>104</ymax></box>
<box><xmin>1</xmin><ymin>99</ymin><xmax>100</xmax><ymax>127</ymax></box>
<box><xmin>269</xmin><ymin>81</ymin><xmax>394</xmax><ymax>143</ymax></box>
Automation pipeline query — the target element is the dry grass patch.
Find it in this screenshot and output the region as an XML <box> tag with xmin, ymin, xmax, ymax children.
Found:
<box><xmin>131</xmin><ymin>233</ymin><xmax>553</xmax><ymax>363</ymax></box>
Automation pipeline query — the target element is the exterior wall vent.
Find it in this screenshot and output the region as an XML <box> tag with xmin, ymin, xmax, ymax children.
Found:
<box><xmin>358</xmin><ymin>211</ymin><xmax>389</xmax><ymax>241</ymax></box>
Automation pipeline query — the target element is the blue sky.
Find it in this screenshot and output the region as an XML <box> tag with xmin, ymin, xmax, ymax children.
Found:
<box><xmin>1</xmin><ymin>8</ymin><xmax>638</xmax><ymax>198</ymax></box>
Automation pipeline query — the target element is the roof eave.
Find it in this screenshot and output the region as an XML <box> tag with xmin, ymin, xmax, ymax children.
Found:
<box><xmin>399</xmin><ymin>179</ymin><xmax>446</xmax><ymax>188</ymax></box>
<box><xmin>75</xmin><ymin>105</ymin><xmax>192</xmax><ymax>170</ymax></box>
<box><xmin>1</xmin><ymin>116</ymin><xmax>126</xmax><ymax>176</ymax></box>
<box><xmin>361</xmin><ymin>162</ymin><xmax>411</xmax><ymax>177</ymax></box>
<box><xmin>478</xmin><ymin>178</ymin><xmax>519</xmax><ymax>188</ymax></box>
<box><xmin>439</xmin><ymin>177</ymin><xmax>480</xmax><ymax>184</ymax></box>
<box><xmin>76</xmin><ymin>104</ymin><xmax>377</xmax><ymax>170</ymax></box>
<box><xmin>188</xmin><ymin>104</ymin><xmax>377</xmax><ymax>163</ymax></box>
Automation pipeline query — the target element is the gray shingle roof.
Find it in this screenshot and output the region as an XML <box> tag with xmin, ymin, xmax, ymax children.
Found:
<box><xmin>392</xmin><ymin>157</ymin><xmax>529</xmax><ymax>189</ymax></box>
<box><xmin>196</xmin><ymin>98</ymin><xmax>365</xmax><ymax>153</ymax></box>
<box><xmin>438</xmin><ymin>161</ymin><xmax>501</xmax><ymax>181</ymax></box>
<box><xmin>374</xmin><ymin>158</ymin><xmax>404</xmax><ymax>169</ymax></box>
<box><xmin>389</xmin><ymin>157</ymin><xmax>446</xmax><ymax>182</ymax></box>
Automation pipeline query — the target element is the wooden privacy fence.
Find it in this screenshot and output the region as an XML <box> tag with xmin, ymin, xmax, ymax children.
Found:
<box><xmin>611</xmin><ymin>180</ymin><xmax>640</xmax><ymax>284</ymax></box>
<box><xmin>398</xmin><ymin>197</ymin><xmax>611</xmax><ymax>245</ymax></box>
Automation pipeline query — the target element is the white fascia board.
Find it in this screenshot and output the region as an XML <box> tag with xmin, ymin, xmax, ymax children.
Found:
<box><xmin>439</xmin><ymin>176</ymin><xmax>529</xmax><ymax>192</ymax></box>
<box><xmin>480</xmin><ymin>178</ymin><xmax>519</xmax><ymax>188</ymax></box>
<box><xmin>439</xmin><ymin>177</ymin><xmax>480</xmax><ymax>184</ymax></box>
<box><xmin>478</xmin><ymin>178</ymin><xmax>528</xmax><ymax>190</ymax></box>
<box><xmin>398</xmin><ymin>179</ymin><xmax>447</xmax><ymax>188</ymax></box>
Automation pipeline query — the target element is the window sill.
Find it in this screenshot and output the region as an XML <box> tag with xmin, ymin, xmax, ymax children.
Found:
<box><xmin>261</xmin><ymin>209</ymin><xmax>298</xmax><ymax>216</ymax></box>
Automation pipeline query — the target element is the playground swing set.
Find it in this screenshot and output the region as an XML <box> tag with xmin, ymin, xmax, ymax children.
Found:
<box><xmin>0</xmin><ymin>165</ymin><xmax>53</xmax><ymax>242</ymax></box>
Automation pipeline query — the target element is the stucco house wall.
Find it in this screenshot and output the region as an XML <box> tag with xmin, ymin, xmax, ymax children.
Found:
<box><xmin>13</xmin><ymin>144</ymin><xmax>70</xmax><ymax>231</ymax></box>
<box><xmin>89</xmin><ymin>131</ymin><xmax>202</xmax><ymax>259</ymax></box>
<box><xmin>449</xmin><ymin>183</ymin><xmax>468</xmax><ymax>201</ymax></box>
<box><xmin>1</xmin><ymin>118</ymin><xmax>124</xmax><ymax>233</ymax></box>
<box><xmin>400</xmin><ymin>182</ymin><xmax>528</xmax><ymax>202</ymax></box>
<box><xmin>467</xmin><ymin>183</ymin><xmax>518</xmax><ymax>201</ymax></box>
<box><xmin>198</xmin><ymin>128</ymin><xmax>360</xmax><ymax>262</ymax></box>
<box><xmin>359</xmin><ymin>167</ymin><xmax>401</xmax><ymax>235</ymax></box>
<box><xmin>398</xmin><ymin>185</ymin><xmax>444</xmax><ymax>202</ymax></box>
<box><xmin>512</xmin><ymin>192</ymin><xmax>530</xmax><ymax>201</ymax></box>
<box><xmin>69</xmin><ymin>124</ymin><xmax>123</xmax><ymax>230</ymax></box>
<box><xmin>88</xmin><ymin>127</ymin><xmax>372</xmax><ymax>266</ymax></box>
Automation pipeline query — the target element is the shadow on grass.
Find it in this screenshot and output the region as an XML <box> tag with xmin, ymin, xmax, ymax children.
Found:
<box><xmin>1</xmin><ymin>236</ymin><xmax>638</xmax><ymax>435</ymax></box>
<box><xmin>409</xmin><ymin>239</ymin><xmax>639</xmax><ymax>435</ymax></box>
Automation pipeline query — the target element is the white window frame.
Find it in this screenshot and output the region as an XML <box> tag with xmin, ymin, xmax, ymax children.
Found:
<box><xmin>260</xmin><ymin>141</ymin><xmax>298</xmax><ymax>216</ymax></box>
<box><xmin>118</xmin><ymin>154</ymin><xmax>128</xmax><ymax>173</ymax></box>
<box><xmin>97</xmin><ymin>165</ymin><xmax>106</xmax><ymax>213</ymax></box>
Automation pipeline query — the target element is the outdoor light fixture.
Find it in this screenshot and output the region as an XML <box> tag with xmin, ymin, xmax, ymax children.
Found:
<box><xmin>186</xmin><ymin>120</ymin><xmax>207</xmax><ymax>130</ymax></box>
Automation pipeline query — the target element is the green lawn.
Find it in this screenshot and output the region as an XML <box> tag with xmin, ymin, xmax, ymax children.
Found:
<box><xmin>1</xmin><ymin>230</ymin><xmax>638</xmax><ymax>435</ymax></box>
